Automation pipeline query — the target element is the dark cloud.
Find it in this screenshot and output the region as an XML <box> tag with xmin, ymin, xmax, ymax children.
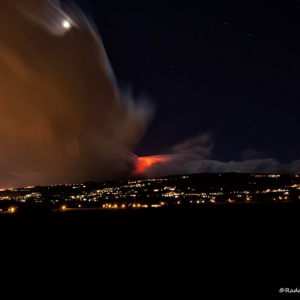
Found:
<box><xmin>0</xmin><ymin>0</ymin><xmax>152</xmax><ymax>188</ymax></box>
<box><xmin>171</xmin><ymin>133</ymin><xmax>213</xmax><ymax>158</ymax></box>
<box><xmin>241</xmin><ymin>148</ymin><xmax>267</xmax><ymax>160</ymax></box>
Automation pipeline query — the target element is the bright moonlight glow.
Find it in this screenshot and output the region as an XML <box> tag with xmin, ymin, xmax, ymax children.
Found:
<box><xmin>62</xmin><ymin>20</ymin><xmax>71</xmax><ymax>29</ymax></box>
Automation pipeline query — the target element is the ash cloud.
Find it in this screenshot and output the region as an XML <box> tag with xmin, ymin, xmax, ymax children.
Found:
<box><xmin>0</xmin><ymin>0</ymin><xmax>152</xmax><ymax>188</ymax></box>
<box><xmin>137</xmin><ymin>135</ymin><xmax>300</xmax><ymax>177</ymax></box>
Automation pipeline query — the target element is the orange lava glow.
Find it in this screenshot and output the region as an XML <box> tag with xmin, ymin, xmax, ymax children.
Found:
<box><xmin>134</xmin><ymin>156</ymin><xmax>168</xmax><ymax>175</ymax></box>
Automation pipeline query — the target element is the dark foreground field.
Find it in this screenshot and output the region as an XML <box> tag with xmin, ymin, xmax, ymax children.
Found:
<box><xmin>1</xmin><ymin>202</ymin><xmax>298</xmax><ymax>296</ymax></box>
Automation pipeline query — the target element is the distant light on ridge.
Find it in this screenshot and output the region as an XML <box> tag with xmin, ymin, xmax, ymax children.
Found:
<box><xmin>62</xmin><ymin>20</ymin><xmax>71</xmax><ymax>29</ymax></box>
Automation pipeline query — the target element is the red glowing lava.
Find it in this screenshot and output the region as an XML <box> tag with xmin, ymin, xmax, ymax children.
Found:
<box><xmin>133</xmin><ymin>156</ymin><xmax>169</xmax><ymax>175</ymax></box>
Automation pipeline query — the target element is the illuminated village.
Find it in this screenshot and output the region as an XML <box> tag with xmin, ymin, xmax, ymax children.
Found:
<box><xmin>1</xmin><ymin>173</ymin><xmax>300</xmax><ymax>214</ymax></box>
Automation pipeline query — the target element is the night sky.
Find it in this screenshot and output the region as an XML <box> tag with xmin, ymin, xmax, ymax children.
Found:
<box><xmin>75</xmin><ymin>0</ymin><xmax>300</xmax><ymax>164</ymax></box>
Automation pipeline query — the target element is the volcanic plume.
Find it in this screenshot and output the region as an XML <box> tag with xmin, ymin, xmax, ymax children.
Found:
<box><xmin>134</xmin><ymin>134</ymin><xmax>300</xmax><ymax>178</ymax></box>
<box><xmin>133</xmin><ymin>156</ymin><xmax>170</xmax><ymax>176</ymax></box>
<box><xmin>0</xmin><ymin>0</ymin><xmax>152</xmax><ymax>188</ymax></box>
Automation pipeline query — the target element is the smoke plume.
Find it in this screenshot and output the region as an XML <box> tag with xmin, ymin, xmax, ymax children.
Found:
<box><xmin>0</xmin><ymin>0</ymin><xmax>152</xmax><ymax>188</ymax></box>
<box><xmin>134</xmin><ymin>134</ymin><xmax>300</xmax><ymax>177</ymax></box>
